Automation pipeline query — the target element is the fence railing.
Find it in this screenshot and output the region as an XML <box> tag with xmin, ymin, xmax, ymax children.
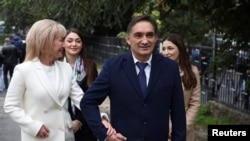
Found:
<box><xmin>84</xmin><ymin>36</ymin><xmax>250</xmax><ymax>113</ymax></box>
<box><xmin>84</xmin><ymin>36</ymin><xmax>129</xmax><ymax>64</ymax></box>
<box><xmin>200</xmin><ymin>68</ymin><xmax>250</xmax><ymax>113</ymax></box>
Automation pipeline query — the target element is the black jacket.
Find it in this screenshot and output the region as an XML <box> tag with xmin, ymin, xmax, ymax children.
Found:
<box><xmin>69</xmin><ymin>77</ymin><xmax>97</xmax><ymax>141</ymax></box>
<box><xmin>2</xmin><ymin>44</ymin><xmax>19</xmax><ymax>64</ymax></box>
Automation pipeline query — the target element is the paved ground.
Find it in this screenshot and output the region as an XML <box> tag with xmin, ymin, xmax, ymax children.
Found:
<box><xmin>0</xmin><ymin>92</ymin><xmax>21</xmax><ymax>141</ymax></box>
<box><xmin>0</xmin><ymin>91</ymin><xmax>110</xmax><ymax>141</ymax></box>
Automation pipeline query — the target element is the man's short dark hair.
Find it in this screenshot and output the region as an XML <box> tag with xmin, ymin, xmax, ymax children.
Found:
<box><xmin>126</xmin><ymin>15</ymin><xmax>158</xmax><ymax>35</ymax></box>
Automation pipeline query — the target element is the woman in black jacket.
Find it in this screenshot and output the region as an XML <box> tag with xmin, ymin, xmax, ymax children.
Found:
<box><xmin>63</xmin><ymin>28</ymin><xmax>109</xmax><ymax>141</ymax></box>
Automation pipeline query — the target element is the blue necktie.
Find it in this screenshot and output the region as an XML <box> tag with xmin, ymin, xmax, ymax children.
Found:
<box><xmin>136</xmin><ymin>62</ymin><xmax>148</xmax><ymax>96</ymax></box>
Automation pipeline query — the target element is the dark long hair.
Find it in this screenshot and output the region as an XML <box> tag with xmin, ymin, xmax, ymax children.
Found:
<box><xmin>66</xmin><ymin>28</ymin><xmax>98</xmax><ymax>87</ymax></box>
<box><xmin>162</xmin><ymin>33</ymin><xmax>197</xmax><ymax>90</ymax></box>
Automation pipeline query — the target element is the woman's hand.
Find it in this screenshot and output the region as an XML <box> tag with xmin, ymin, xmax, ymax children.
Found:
<box><xmin>72</xmin><ymin>120</ymin><xmax>82</xmax><ymax>133</ymax></box>
<box><xmin>102</xmin><ymin>118</ymin><xmax>116</xmax><ymax>136</ymax></box>
<box><xmin>36</xmin><ymin>124</ymin><xmax>50</xmax><ymax>138</ymax></box>
<box><xmin>106</xmin><ymin>133</ymin><xmax>127</xmax><ymax>141</ymax></box>
<box><xmin>168</xmin><ymin>132</ymin><xmax>172</xmax><ymax>140</ymax></box>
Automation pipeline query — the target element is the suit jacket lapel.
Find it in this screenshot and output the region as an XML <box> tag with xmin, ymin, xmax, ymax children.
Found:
<box><xmin>122</xmin><ymin>52</ymin><xmax>144</xmax><ymax>99</ymax></box>
<box><xmin>54</xmin><ymin>61</ymin><xmax>67</xmax><ymax>105</ymax></box>
<box><xmin>34</xmin><ymin>59</ymin><xmax>62</xmax><ymax>106</ymax></box>
<box><xmin>146</xmin><ymin>53</ymin><xmax>163</xmax><ymax>99</ymax></box>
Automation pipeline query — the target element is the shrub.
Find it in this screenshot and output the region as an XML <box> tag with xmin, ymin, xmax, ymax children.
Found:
<box><xmin>196</xmin><ymin>103</ymin><xmax>232</xmax><ymax>127</ymax></box>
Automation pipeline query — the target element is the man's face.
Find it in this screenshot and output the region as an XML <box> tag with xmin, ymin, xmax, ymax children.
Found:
<box><xmin>125</xmin><ymin>21</ymin><xmax>157</xmax><ymax>62</ymax></box>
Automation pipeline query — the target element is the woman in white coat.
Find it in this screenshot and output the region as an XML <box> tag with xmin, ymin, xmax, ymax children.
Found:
<box><xmin>3</xmin><ymin>19</ymin><xmax>113</xmax><ymax>141</ymax></box>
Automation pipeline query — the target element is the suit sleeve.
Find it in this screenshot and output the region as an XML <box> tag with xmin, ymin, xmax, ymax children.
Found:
<box><xmin>3</xmin><ymin>65</ymin><xmax>43</xmax><ymax>137</ymax></box>
<box><xmin>80</xmin><ymin>61</ymin><xmax>110</xmax><ymax>141</ymax></box>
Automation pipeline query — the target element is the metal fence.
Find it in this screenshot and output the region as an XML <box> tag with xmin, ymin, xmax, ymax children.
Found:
<box><xmin>200</xmin><ymin>68</ymin><xmax>250</xmax><ymax>113</ymax></box>
<box><xmin>84</xmin><ymin>36</ymin><xmax>129</xmax><ymax>64</ymax></box>
<box><xmin>84</xmin><ymin>36</ymin><xmax>250</xmax><ymax>113</ymax></box>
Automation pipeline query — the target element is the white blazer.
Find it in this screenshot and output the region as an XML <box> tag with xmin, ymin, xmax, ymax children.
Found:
<box><xmin>3</xmin><ymin>58</ymin><xmax>83</xmax><ymax>141</ymax></box>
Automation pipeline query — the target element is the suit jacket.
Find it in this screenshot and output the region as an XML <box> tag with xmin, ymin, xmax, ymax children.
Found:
<box><xmin>4</xmin><ymin>58</ymin><xmax>83</xmax><ymax>141</ymax></box>
<box><xmin>81</xmin><ymin>51</ymin><xmax>186</xmax><ymax>141</ymax></box>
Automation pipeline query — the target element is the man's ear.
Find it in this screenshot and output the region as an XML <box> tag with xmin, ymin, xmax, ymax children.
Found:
<box><xmin>125</xmin><ymin>35</ymin><xmax>130</xmax><ymax>45</ymax></box>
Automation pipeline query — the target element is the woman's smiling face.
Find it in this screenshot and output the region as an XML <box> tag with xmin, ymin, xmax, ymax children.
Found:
<box><xmin>161</xmin><ymin>40</ymin><xmax>180</xmax><ymax>62</ymax></box>
<box><xmin>63</xmin><ymin>32</ymin><xmax>83</xmax><ymax>56</ymax></box>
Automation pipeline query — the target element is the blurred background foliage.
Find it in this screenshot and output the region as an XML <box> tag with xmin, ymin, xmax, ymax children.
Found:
<box><xmin>0</xmin><ymin>0</ymin><xmax>249</xmax><ymax>52</ymax></box>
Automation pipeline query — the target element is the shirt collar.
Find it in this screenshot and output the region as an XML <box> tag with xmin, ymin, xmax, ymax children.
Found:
<box><xmin>132</xmin><ymin>54</ymin><xmax>152</xmax><ymax>66</ymax></box>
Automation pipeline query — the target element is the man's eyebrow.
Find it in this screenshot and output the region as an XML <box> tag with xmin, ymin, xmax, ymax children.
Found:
<box><xmin>133</xmin><ymin>32</ymin><xmax>143</xmax><ymax>34</ymax></box>
<box><xmin>133</xmin><ymin>31</ymin><xmax>155</xmax><ymax>34</ymax></box>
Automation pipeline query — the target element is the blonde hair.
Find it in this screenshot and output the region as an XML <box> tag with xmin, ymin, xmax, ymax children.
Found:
<box><xmin>24</xmin><ymin>19</ymin><xmax>66</xmax><ymax>61</ymax></box>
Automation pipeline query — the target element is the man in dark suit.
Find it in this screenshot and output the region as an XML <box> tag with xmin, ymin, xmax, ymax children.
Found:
<box><xmin>80</xmin><ymin>15</ymin><xmax>186</xmax><ymax>141</ymax></box>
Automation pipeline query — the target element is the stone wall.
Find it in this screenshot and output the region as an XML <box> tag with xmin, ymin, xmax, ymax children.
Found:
<box><xmin>207</xmin><ymin>100</ymin><xmax>250</xmax><ymax>124</ymax></box>
<box><xmin>194</xmin><ymin>100</ymin><xmax>250</xmax><ymax>140</ymax></box>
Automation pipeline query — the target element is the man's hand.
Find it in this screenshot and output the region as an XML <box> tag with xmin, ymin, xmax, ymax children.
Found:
<box><xmin>36</xmin><ymin>124</ymin><xmax>50</xmax><ymax>138</ymax></box>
